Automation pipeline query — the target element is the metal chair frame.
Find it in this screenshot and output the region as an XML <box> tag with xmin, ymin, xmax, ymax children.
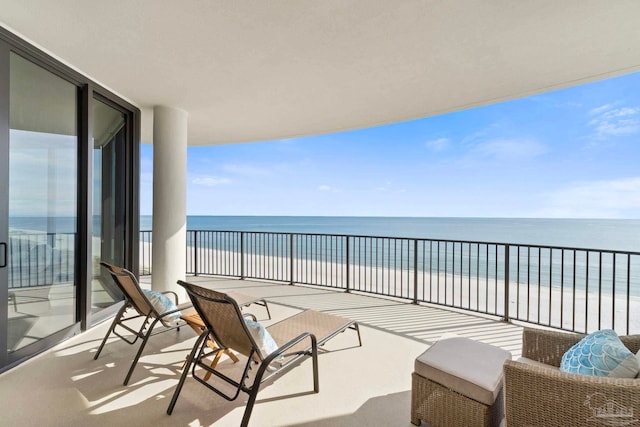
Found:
<box><xmin>167</xmin><ymin>280</ymin><xmax>322</xmax><ymax>427</ymax></box>
<box><xmin>94</xmin><ymin>262</ymin><xmax>190</xmax><ymax>385</ymax></box>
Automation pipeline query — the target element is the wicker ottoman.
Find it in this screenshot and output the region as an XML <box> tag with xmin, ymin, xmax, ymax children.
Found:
<box><xmin>411</xmin><ymin>337</ymin><xmax>512</xmax><ymax>427</ymax></box>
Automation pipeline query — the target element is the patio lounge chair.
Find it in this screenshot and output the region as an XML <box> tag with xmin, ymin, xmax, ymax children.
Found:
<box><xmin>95</xmin><ymin>263</ymin><xmax>273</xmax><ymax>386</ymax></box>
<box><xmin>94</xmin><ymin>262</ymin><xmax>195</xmax><ymax>385</ymax></box>
<box><xmin>167</xmin><ymin>280</ymin><xmax>362</xmax><ymax>427</ymax></box>
<box><xmin>503</xmin><ymin>328</ymin><xmax>640</xmax><ymax>427</ymax></box>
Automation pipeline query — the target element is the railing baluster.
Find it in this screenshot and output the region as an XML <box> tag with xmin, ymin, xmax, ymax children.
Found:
<box><xmin>240</xmin><ymin>232</ymin><xmax>245</xmax><ymax>279</ymax></box>
<box><xmin>598</xmin><ymin>251</ymin><xmax>602</xmax><ymax>330</ymax></box>
<box><xmin>612</xmin><ymin>252</ymin><xmax>617</xmax><ymax>331</ymax></box>
<box><xmin>345</xmin><ymin>236</ymin><xmax>350</xmax><ymax>293</ymax></box>
<box><xmin>572</xmin><ymin>250</ymin><xmax>576</xmax><ymax>331</ymax></box>
<box><xmin>194</xmin><ymin>230</ymin><xmax>199</xmax><ymax>276</ymax></box>
<box><xmin>626</xmin><ymin>254</ymin><xmax>631</xmax><ymax>335</ymax></box>
<box><xmin>503</xmin><ymin>245</ymin><xmax>510</xmax><ymax>322</ymax></box>
<box><xmin>289</xmin><ymin>233</ymin><xmax>294</xmax><ymax>285</ymax></box>
<box><xmin>585</xmin><ymin>251</ymin><xmax>590</xmax><ymax>333</ymax></box>
<box><xmin>516</xmin><ymin>246</ymin><xmax>520</xmax><ymax>320</ymax></box>
<box><xmin>413</xmin><ymin>239</ymin><xmax>418</xmax><ymax>304</ymax></box>
<box><xmin>132</xmin><ymin>228</ymin><xmax>640</xmax><ymax>335</ymax></box>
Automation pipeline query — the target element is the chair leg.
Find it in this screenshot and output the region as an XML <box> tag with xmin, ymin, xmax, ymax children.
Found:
<box><xmin>354</xmin><ymin>323</ymin><xmax>362</xmax><ymax>347</ymax></box>
<box><xmin>261</xmin><ymin>300</ymin><xmax>271</xmax><ymax>320</ymax></box>
<box><xmin>167</xmin><ymin>331</ymin><xmax>208</xmax><ymax>415</ymax></box>
<box><xmin>241</xmin><ymin>337</ymin><xmax>319</xmax><ymax>427</ymax></box>
<box><xmin>311</xmin><ymin>335</ymin><xmax>319</xmax><ymax>393</ymax></box>
<box><xmin>242</xmin><ymin>369</ymin><xmax>267</xmax><ymax>427</ymax></box>
<box><xmin>94</xmin><ymin>303</ymin><xmax>128</xmax><ymax>360</ymax></box>
<box><xmin>8</xmin><ymin>292</ymin><xmax>17</xmax><ymax>312</ymax></box>
<box><xmin>228</xmin><ymin>350</ymin><xmax>240</xmax><ymax>363</ymax></box>
<box><xmin>123</xmin><ymin>318</ymin><xmax>159</xmax><ymax>386</ymax></box>
<box><xmin>203</xmin><ymin>351</ymin><xmax>223</xmax><ymax>382</ymax></box>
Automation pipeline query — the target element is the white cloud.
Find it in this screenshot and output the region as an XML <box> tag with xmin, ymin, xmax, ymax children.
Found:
<box><xmin>192</xmin><ymin>176</ymin><xmax>231</xmax><ymax>186</ymax></box>
<box><xmin>588</xmin><ymin>104</ymin><xmax>640</xmax><ymax>138</ymax></box>
<box><xmin>222</xmin><ymin>164</ymin><xmax>271</xmax><ymax>176</ymax></box>
<box><xmin>535</xmin><ymin>177</ymin><xmax>640</xmax><ymax>218</ymax></box>
<box><xmin>317</xmin><ymin>184</ymin><xmax>339</xmax><ymax>192</ymax></box>
<box><xmin>9</xmin><ymin>130</ymin><xmax>77</xmax><ymax>216</ymax></box>
<box><xmin>376</xmin><ymin>181</ymin><xmax>392</xmax><ymax>192</ymax></box>
<box><xmin>589</xmin><ymin>104</ymin><xmax>615</xmax><ymax>116</ymax></box>
<box><xmin>374</xmin><ymin>181</ymin><xmax>406</xmax><ymax>193</ymax></box>
<box><xmin>470</xmin><ymin>139</ymin><xmax>546</xmax><ymax>161</ymax></box>
<box><xmin>425</xmin><ymin>138</ymin><xmax>450</xmax><ymax>152</ymax></box>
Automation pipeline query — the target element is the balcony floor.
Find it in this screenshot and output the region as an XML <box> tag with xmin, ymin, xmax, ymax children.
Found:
<box><xmin>0</xmin><ymin>275</ymin><xmax>524</xmax><ymax>426</ymax></box>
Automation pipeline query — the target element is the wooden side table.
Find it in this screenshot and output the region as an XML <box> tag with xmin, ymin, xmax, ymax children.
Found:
<box><xmin>181</xmin><ymin>311</ymin><xmax>239</xmax><ymax>380</ymax></box>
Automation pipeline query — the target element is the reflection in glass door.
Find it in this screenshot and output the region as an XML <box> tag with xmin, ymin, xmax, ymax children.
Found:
<box><xmin>91</xmin><ymin>99</ymin><xmax>126</xmax><ymax>312</ymax></box>
<box><xmin>7</xmin><ymin>53</ymin><xmax>78</xmax><ymax>352</ymax></box>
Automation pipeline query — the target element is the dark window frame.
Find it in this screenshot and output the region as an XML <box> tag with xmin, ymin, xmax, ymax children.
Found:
<box><xmin>0</xmin><ymin>26</ymin><xmax>140</xmax><ymax>370</ymax></box>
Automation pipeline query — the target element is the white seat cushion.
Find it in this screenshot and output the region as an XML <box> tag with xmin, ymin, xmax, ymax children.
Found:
<box><xmin>414</xmin><ymin>337</ymin><xmax>512</xmax><ymax>406</ymax></box>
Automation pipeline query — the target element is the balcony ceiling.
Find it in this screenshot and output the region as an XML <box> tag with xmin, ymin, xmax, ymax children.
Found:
<box><xmin>1</xmin><ymin>1</ymin><xmax>640</xmax><ymax>145</ymax></box>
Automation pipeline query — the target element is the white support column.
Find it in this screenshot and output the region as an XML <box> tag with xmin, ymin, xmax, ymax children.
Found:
<box><xmin>151</xmin><ymin>106</ymin><xmax>188</xmax><ymax>294</ymax></box>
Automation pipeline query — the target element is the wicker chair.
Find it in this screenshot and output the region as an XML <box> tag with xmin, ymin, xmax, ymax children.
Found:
<box><xmin>503</xmin><ymin>328</ymin><xmax>640</xmax><ymax>427</ymax></box>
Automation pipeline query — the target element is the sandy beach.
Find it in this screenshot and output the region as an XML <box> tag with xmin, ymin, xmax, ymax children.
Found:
<box><xmin>141</xmin><ymin>241</ymin><xmax>640</xmax><ymax>335</ymax></box>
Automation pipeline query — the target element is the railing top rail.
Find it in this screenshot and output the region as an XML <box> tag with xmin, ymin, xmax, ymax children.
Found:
<box><xmin>142</xmin><ymin>229</ymin><xmax>640</xmax><ymax>256</ymax></box>
<box><xmin>9</xmin><ymin>231</ymin><xmax>76</xmax><ymax>236</ymax></box>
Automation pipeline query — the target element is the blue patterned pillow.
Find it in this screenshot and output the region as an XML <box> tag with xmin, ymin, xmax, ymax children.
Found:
<box><xmin>142</xmin><ymin>289</ymin><xmax>181</xmax><ymax>325</ymax></box>
<box><xmin>244</xmin><ymin>318</ymin><xmax>282</xmax><ymax>361</ymax></box>
<box><xmin>560</xmin><ymin>329</ymin><xmax>639</xmax><ymax>378</ymax></box>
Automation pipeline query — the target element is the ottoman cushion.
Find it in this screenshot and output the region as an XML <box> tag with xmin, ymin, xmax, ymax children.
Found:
<box><xmin>415</xmin><ymin>337</ymin><xmax>512</xmax><ymax>406</ymax></box>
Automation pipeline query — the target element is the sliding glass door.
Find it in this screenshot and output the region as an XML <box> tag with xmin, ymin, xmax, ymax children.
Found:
<box><xmin>0</xmin><ymin>29</ymin><xmax>139</xmax><ymax>370</ymax></box>
<box><xmin>5</xmin><ymin>52</ymin><xmax>78</xmax><ymax>356</ymax></box>
<box><xmin>91</xmin><ymin>99</ymin><xmax>127</xmax><ymax>312</ymax></box>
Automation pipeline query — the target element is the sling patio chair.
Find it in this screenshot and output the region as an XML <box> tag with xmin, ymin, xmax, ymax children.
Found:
<box><xmin>94</xmin><ymin>262</ymin><xmax>195</xmax><ymax>385</ymax></box>
<box><xmin>95</xmin><ymin>262</ymin><xmax>273</xmax><ymax>386</ymax></box>
<box><xmin>167</xmin><ymin>280</ymin><xmax>362</xmax><ymax>427</ymax></box>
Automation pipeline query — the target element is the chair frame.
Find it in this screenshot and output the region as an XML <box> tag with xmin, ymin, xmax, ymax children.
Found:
<box><xmin>167</xmin><ymin>280</ymin><xmax>361</xmax><ymax>427</ymax></box>
<box><xmin>94</xmin><ymin>262</ymin><xmax>191</xmax><ymax>385</ymax></box>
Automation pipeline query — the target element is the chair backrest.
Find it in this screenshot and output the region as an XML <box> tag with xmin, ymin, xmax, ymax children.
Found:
<box><xmin>100</xmin><ymin>262</ymin><xmax>155</xmax><ymax>317</ymax></box>
<box><xmin>620</xmin><ymin>335</ymin><xmax>640</xmax><ymax>354</ymax></box>
<box><xmin>178</xmin><ymin>280</ymin><xmax>257</xmax><ymax>359</ymax></box>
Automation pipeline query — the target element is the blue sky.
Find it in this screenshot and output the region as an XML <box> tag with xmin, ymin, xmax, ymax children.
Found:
<box><xmin>140</xmin><ymin>72</ymin><xmax>640</xmax><ymax>218</ymax></box>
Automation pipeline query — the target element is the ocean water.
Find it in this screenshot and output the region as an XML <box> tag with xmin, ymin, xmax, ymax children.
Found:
<box><xmin>139</xmin><ymin>216</ymin><xmax>640</xmax><ymax>252</ymax></box>
<box><xmin>10</xmin><ymin>215</ymin><xmax>640</xmax><ymax>252</ymax></box>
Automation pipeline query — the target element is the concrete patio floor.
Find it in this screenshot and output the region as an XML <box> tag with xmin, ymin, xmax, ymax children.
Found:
<box><xmin>0</xmin><ymin>275</ymin><xmax>524</xmax><ymax>426</ymax></box>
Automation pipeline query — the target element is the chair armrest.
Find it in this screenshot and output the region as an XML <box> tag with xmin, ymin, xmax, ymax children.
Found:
<box><xmin>276</xmin><ymin>333</ymin><xmax>316</xmax><ymax>356</ymax></box>
<box><xmin>161</xmin><ymin>290</ymin><xmax>179</xmax><ymax>304</ymax></box>
<box><xmin>264</xmin><ymin>332</ymin><xmax>317</xmax><ymax>367</ymax></box>
<box><xmin>521</xmin><ymin>328</ymin><xmax>584</xmax><ymax>367</ymax></box>
<box><xmin>157</xmin><ymin>302</ymin><xmax>193</xmax><ymax>327</ymax></box>
<box><xmin>504</xmin><ymin>360</ymin><xmax>640</xmax><ymax>427</ymax></box>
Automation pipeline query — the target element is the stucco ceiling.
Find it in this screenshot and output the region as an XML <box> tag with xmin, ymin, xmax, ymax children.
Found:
<box><xmin>1</xmin><ymin>1</ymin><xmax>640</xmax><ymax>145</ymax></box>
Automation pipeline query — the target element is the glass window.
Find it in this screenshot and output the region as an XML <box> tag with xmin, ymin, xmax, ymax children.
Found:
<box><xmin>7</xmin><ymin>53</ymin><xmax>77</xmax><ymax>351</ymax></box>
<box><xmin>91</xmin><ymin>99</ymin><xmax>127</xmax><ymax>312</ymax></box>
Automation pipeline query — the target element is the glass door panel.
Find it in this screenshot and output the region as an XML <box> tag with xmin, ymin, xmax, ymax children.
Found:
<box><xmin>7</xmin><ymin>53</ymin><xmax>78</xmax><ymax>352</ymax></box>
<box><xmin>91</xmin><ymin>99</ymin><xmax>126</xmax><ymax>312</ymax></box>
